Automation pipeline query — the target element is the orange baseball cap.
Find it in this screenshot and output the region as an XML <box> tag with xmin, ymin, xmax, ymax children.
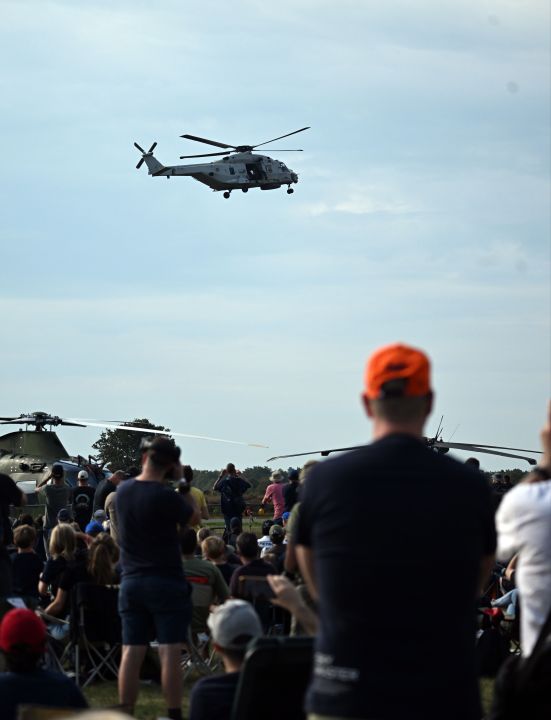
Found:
<box><xmin>364</xmin><ymin>343</ymin><xmax>431</xmax><ymax>399</ymax></box>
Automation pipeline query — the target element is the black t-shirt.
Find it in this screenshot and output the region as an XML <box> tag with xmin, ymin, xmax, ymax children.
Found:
<box><xmin>93</xmin><ymin>478</ymin><xmax>116</xmax><ymax>513</ymax></box>
<box><xmin>217</xmin><ymin>562</ymin><xmax>240</xmax><ymax>586</ymax></box>
<box><xmin>11</xmin><ymin>552</ymin><xmax>44</xmax><ymax>597</ymax></box>
<box><xmin>0</xmin><ymin>474</ymin><xmax>23</xmax><ymax>549</ymax></box>
<box><xmin>283</xmin><ymin>481</ymin><xmax>299</xmax><ymax>513</ymax></box>
<box><xmin>295</xmin><ymin>433</ymin><xmax>496</xmax><ymax>720</ymax></box>
<box><xmin>189</xmin><ymin>671</ymin><xmax>240</xmax><ymax>720</ymax></box>
<box><xmin>116</xmin><ymin>479</ymin><xmax>193</xmax><ymax>579</ymax></box>
<box><xmin>0</xmin><ymin>668</ymin><xmax>87</xmax><ymax>720</ymax></box>
<box><xmin>40</xmin><ymin>556</ymin><xmax>67</xmax><ymax>596</ymax></box>
<box><xmin>71</xmin><ymin>485</ymin><xmax>95</xmax><ymax>524</ymax></box>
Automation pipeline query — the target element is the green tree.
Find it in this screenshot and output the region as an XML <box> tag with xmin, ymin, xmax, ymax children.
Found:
<box><xmin>92</xmin><ymin>419</ymin><xmax>171</xmax><ymax>471</ymax></box>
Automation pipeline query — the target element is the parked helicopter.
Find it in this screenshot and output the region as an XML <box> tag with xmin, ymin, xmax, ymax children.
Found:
<box><xmin>0</xmin><ymin>412</ymin><xmax>267</xmax><ymax>500</ymax></box>
<box><xmin>134</xmin><ymin>126</ymin><xmax>310</xmax><ymax>198</ymax></box>
<box><xmin>267</xmin><ymin>417</ymin><xmax>542</xmax><ymax>466</ymax></box>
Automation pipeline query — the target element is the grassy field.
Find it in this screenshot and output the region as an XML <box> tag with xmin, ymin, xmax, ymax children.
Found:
<box><xmin>84</xmin><ymin>677</ymin><xmax>496</xmax><ymax>719</ymax></box>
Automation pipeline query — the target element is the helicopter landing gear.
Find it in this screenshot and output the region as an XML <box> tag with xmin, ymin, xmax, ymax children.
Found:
<box><xmin>242</xmin><ymin>188</ymin><xmax>248</xmax><ymax>193</ymax></box>
<box><xmin>223</xmin><ymin>191</ymin><xmax>231</xmax><ymax>199</ymax></box>
<box><xmin>287</xmin><ymin>186</ymin><xmax>294</xmax><ymax>194</ymax></box>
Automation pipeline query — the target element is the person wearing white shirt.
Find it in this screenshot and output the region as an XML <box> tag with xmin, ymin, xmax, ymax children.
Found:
<box><xmin>496</xmin><ymin>402</ymin><xmax>551</xmax><ymax>656</ymax></box>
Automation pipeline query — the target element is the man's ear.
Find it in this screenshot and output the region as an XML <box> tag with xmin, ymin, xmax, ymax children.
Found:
<box><xmin>361</xmin><ymin>393</ymin><xmax>374</xmax><ymax>418</ymax></box>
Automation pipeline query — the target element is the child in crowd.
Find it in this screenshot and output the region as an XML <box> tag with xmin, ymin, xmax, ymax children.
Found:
<box><xmin>11</xmin><ymin>525</ymin><xmax>43</xmax><ymax>602</ymax></box>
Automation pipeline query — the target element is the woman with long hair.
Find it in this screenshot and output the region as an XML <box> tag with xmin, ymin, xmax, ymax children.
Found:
<box><xmin>87</xmin><ymin>532</ymin><xmax>119</xmax><ymax>586</ymax></box>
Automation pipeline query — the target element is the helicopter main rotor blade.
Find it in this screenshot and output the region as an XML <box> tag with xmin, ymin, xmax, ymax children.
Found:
<box><xmin>180</xmin><ymin>134</ymin><xmax>234</xmax><ymax>149</ymax></box>
<box><xmin>179</xmin><ymin>151</ymin><xmax>232</xmax><ymax>159</ymax></box>
<box><xmin>134</xmin><ymin>142</ymin><xmax>146</xmax><ymax>153</ymax></box>
<box><xmin>267</xmin><ymin>445</ymin><xmax>365</xmax><ymax>462</ymax></box>
<box><xmin>433</xmin><ymin>442</ymin><xmax>538</xmax><ymax>465</ymax></box>
<box><xmin>66</xmin><ymin>419</ymin><xmax>268</xmax><ymax>448</ymax></box>
<box><xmin>254</xmin><ymin>149</ymin><xmax>303</xmax><ymax>152</ymax></box>
<box><xmin>439</xmin><ymin>441</ymin><xmax>542</xmax><ymax>454</ymax></box>
<box><xmin>252</xmin><ymin>126</ymin><xmax>310</xmax><ymax>149</ymax></box>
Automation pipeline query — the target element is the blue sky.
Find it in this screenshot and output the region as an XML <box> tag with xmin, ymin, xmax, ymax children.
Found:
<box><xmin>1</xmin><ymin>0</ymin><xmax>549</xmax><ymax>471</ymax></box>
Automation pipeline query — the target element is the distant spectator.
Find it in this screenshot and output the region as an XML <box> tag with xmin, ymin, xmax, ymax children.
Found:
<box><xmin>262</xmin><ymin>524</ymin><xmax>286</xmax><ymax>572</ymax></box>
<box><xmin>202</xmin><ymin>536</ymin><xmax>240</xmax><ymax>586</ymax></box>
<box><xmin>197</xmin><ymin>527</ymin><xmax>211</xmax><ymax>545</ymax></box>
<box><xmin>42</xmin><ymin>524</ymin><xmax>88</xmax><ymax>619</ymax></box>
<box><xmin>11</xmin><ymin>525</ymin><xmax>43</xmax><ymax>600</ymax></box>
<box><xmin>229</xmin><ymin>532</ymin><xmax>275</xmax><ymax>599</ymax></box>
<box><xmin>283</xmin><ymin>460</ymin><xmax>318</xmax><ymax>577</ymax></box>
<box><xmin>0</xmin><ymin>608</ymin><xmax>87</xmax><ymax>719</ymax></box>
<box><xmin>93</xmin><ymin>470</ymin><xmax>125</xmax><ymax>514</ymax></box>
<box><xmin>0</xmin><ymin>473</ymin><xmax>25</xmax><ymax>595</ymax></box>
<box><xmin>37</xmin><ymin>464</ymin><xmax>70</xmax><ymax>558</ymax></box>
<box><xmin>87</xmin><ymin>532</ymin><xmax>119</xmax><ymax>586</ymax></box>
<box><xmin>57</xmin><ymin>508</ymin><xmax>72</xmax><ymax>524</ymax></box>
<box><xmin>257</xmin><ymin>520</ymin><xmax>273</xmax><ymax>555</ymax></box>
<box><xmin>183</xmin><ymin>465</ymin><xmax>209</xmax><ymax>530</ymax></box>
<box><xmin>213</xmin><ymin>464</ymin><xmax>251</xmax><ymax>532</ymax></box>
<box><xmin>12</xmin><ymin>513</ymin><xmax>35</xmax><ymax>530</ymax></box>
<box><xmin>189</xmin><ymin>600</ymin><xmax>262</xmax><ymax>720</ymax></box>
<box><xmin>283</xmin><ymin>468</ymin><xmax>300</xmax><ymax>513</ymax></box>
<box><xmin>496</xmin><ymin>402</ymin><xmax>551</xmax><ymax>656</ymax></box>
<box><xmin>261</xmin><ymin>471</ymin><xmax>286</xmax><ymax>521</ymax></box>
<box><xmin>85</xmin><ymin>519</ymin><xmax>105</xmax><ymax>538</ymax></box>
<box><xmin>180</xmin><ymin>528</ymin><xmax>229</xmax><ymax>631</ymax></box>
<box><xmin>71</xmin><ymin>470</ymin><xmax>96</xmax><ymax>531</ymax></box>
<box><xmin>225</xmin><ymin>516</ymin><xmax>242</xmax><ymax>549</ymax></box>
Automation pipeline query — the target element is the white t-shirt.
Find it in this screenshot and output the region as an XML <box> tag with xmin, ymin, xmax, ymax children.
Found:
<box><xmin>496</xmin><ymin>480</ymin><xmax>551</xmax><ymax>656</ymax></box>
<box><xmin>258</xmin><ymin>535</ymin><xmax>272</xmax><ymax>556</ymax></box>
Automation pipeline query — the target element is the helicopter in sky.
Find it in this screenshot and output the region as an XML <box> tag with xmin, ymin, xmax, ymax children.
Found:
<box><xmin>0</xmin><ymin>412</ymin><xmax>267</xmax><ymax>501</ymax></box>
<box><xmin>134</xmin><ymin>126</ymin><xmax>310</xmax><ymax>198</ymax></box>
<box><xmin>267</xmin><ymin>417</ymin><xmax>542</xmax><ymax>466</ymax></box>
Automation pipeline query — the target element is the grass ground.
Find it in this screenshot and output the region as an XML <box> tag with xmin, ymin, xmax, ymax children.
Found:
<box><xmin>84</xmin><ymin>678</ymin><xmax>496</xmax><ymax>719</ymax></box>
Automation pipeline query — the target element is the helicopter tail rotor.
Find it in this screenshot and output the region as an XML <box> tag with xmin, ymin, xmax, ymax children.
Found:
<box><xmin>134</xmin><ymin>142</ymin><xmax>157</xmax><ymax>169</ymax></box>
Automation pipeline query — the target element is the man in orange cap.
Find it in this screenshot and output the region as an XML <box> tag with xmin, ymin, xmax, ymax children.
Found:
<box><xmin>295</xmin><ymin>343</ymin><xmax>496</xmax><ymax>720</ymax></box>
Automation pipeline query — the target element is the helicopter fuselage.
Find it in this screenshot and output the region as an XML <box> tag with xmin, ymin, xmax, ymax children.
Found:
<box><xmin>143</xmin><ymin>152</ymin><xmax>299</xmax><ymax>192</ymax></box>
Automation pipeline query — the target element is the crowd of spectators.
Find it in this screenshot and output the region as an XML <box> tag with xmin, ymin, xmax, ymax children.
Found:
<box><xmin>0</xmin><ymin>344</ymin><xmax>549</xmax><ymax>720</ymax></box>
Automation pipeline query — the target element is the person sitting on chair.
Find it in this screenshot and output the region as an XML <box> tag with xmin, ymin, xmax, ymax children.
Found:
<box><xmin>188</xmin><ymin>599</ymin><xmax>262</xmax><ymax>720</ymax></box>
<box><xmin>0</xmin><ymin>608</ymin><xmax>87</xmax><ymax>720</ymax></box>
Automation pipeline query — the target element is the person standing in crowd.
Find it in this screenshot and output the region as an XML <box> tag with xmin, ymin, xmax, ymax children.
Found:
<box><xmin>296</xmin><ymin>343</ymin><xmax>496</xmax><ymax>720</ymax></box>
<box><xmin>0</xmin><ymin>608</ymin><xmax>87</xmax><ymax>719</ymax></box>
<box><xmin>93</xmin><ymin>469</ymin><xmax>125</xmax><ymax>513</ymax></box>
<box><xmin>0</xmin><ymin>474</ymin><xmax>25</xmax><ymax>595</ymax></box>
<box><xmin>116</xmin><ymin>436</ymin><xmax>199</xmax><ymax>720</ymax></box>
<box><xmin>496</xmin><ymin>402</ymin><xmax>551</xmax><ymax>656</ymax></box>
<box><xmin>71</xmin><ymin>470</ymin><xmax>96</xmax><ymax>531</ymax></box>
<box><xmin>183</xmin><ymin>465</ymin><xmax>209</xmax><ymax>530</ymax></box>
<box><xmin>283</xmin><ymin>467</ymin><xmax>300</xmax><ymax>513</ymax></box>
<box><xmin>37</xmin><ymin>464</ymin><xmax>70</xmax><ymax>559</ymax></box>
<box><xmin>261</xmin><ymin>470</ymin><xmax>286</xmax><ymax>522</ymax></box>
<box><xmin>188</xmin><ymin>600</ymin><xmax>262</xmax><ymax>720</ymax></box>
<box><xmin>213</xmin><ymin>464</ymin><xmax>251</xmax><ymax>532</ymax></box>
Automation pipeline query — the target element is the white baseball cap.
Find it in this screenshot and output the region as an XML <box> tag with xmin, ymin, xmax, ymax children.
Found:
<box><xmin>207</xmin><ymin>600</ymin><xmax>262</xmax><ymax>650</ymax></box>
<box><xmin>77</xmin><ymin>470</ymin><xmax>89</xmax><ymax>480</ymax></box>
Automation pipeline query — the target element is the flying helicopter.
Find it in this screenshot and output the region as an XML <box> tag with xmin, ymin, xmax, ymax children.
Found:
<box><xmin>0</xmin><ymin>412</ymin><xmax>267</xmax><ymax>501</ymax></box>
<box><xmin>267</xmin><ymin>417</ymin><xmax>542</xmax><ymax>466</ymax></box>
<box><xmin>134</xmin><ymin>126</ymin><xmax>310</xmax><ymax>198</ymax></box>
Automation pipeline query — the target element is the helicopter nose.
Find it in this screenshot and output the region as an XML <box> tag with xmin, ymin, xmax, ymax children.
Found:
<box><xmin>291</xmin><ymin>172</ymin><xmax>298</xmax><ymax>183</ymax></box>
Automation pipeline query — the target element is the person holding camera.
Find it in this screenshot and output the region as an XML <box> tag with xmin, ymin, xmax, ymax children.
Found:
<box><xmin>116</xmin><ymin>436</ymin><xmax>199</xmax><ymax>720</ymax></box>
<box><xmin>213</xmin><ymin>463</ymin><xmax>251</xmax><ymax>532</ymax></box>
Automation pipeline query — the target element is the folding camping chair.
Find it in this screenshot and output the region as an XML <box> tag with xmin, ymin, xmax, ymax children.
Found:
<box><xmin>69</xmin><ymin>582</ymin><xmax>121</xmax><ymax>687</ymax></box>
<box><xmin>180</xmin><ymin>574</ymin><xmax>220</xmax><ymax>681</ymax></box>
<box><xmin>231</xmin><ymin>636</ymin><xmax>314</xmax><ymax>720</ymax></box>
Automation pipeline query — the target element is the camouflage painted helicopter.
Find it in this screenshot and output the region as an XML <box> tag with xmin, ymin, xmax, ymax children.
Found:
<box><xmin>0</xmin><ymin>411</ymin><xmax>267</xmax><ymax>500</ymax></box>
<box><xmin>134</xmin><ymin>126</ymin><xmax>309</xmax><ymax>198</ymax></box>
<box><xmin>267</xmin><ymin>417</ymin><xmax>542</xmax><ymax>465</ymax></box>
